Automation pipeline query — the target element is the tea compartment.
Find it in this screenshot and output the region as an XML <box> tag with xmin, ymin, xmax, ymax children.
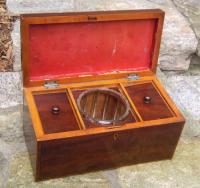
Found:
<box><xmin>33</xmin><ymin>91</ymin><xmax>80</xmax><ymax>134</ymax></box>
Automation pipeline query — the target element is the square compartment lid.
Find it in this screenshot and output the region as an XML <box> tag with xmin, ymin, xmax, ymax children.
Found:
<box><xmin>21</xmin><ymin>9</ymin><xmax>164</xmax><ymax>87</ymax></box>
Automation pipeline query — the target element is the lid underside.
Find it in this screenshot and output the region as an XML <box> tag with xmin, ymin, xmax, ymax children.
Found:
<box><xmin>29</xmin><ymin>19</ymin><xmax>157</xmax><ymax>81</ymax></box>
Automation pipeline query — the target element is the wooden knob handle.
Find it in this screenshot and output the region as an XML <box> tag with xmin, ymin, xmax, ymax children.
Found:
<box><xmin>144</xmin><ymin>96</ymin><xmax>151</xmax><ymax>104</ymax></box>
<box><xmin>51</xmin><ymin>106</ymin><xmax>60</xmax><ymax>115</ymax></box>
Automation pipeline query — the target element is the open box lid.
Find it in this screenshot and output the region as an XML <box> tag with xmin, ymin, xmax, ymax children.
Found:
<box><xmin>21</xmin><ymin>9</ymin><xmax>164</xmax><ymax>87</ymax></box>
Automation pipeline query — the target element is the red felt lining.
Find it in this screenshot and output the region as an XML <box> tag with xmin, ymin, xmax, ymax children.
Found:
<box><xmin>29</xmin><ymin>19</ymin><xmax>157</xmax><ymax>81</ymax></box>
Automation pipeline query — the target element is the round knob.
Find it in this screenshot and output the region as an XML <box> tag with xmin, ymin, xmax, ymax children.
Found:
<box><xmin>144</xmin><ymin>96</ymin><xmax>151</xmax><ymax>104</ymax></box>
<box><xmin>51</xmin><ymin>106</ymin><xmax>60</xmax><ymax>115</ymax></box>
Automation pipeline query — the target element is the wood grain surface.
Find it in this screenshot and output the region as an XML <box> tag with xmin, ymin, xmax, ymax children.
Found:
<box><xmin>34</xmin><ymin>92</ymin><xmax>80</xmax><ymax>134</ymax></box>
<box><xmin>125</xmin><ymin>82</ymin><xmax>173</xmax><ymax>120</ymax></box>
<box><xmin>37</xmin><ymin>122</ymin><xmax>184</xmax><ymax>180</ymax></box>
<box><xmin>21</xmin><ymin>9</ymin><xmax>185</xmax><ymax>181</ymax></box>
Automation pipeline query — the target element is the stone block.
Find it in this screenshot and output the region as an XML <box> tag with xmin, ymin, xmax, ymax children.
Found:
<box><xmin>8</xmin><ymin>0</ymin><xmax>198</xmax><ymax>71</ymax></box>
<box><xmin>12</xmin><ymin>19</ymin><xmax>21</xmax><ymax>71</ymax></box>
<box><xmin>0</xmin><ymin>72</ymin><xmax>22</xmax><ymax>108</ymax></box>
<box><xmin>172</xmin><ymin>0</ymin><xmax>200</xmax><ymax>57</ymax></box>
<box><xmin>7</xmin><ymin>0</ymin><xmax>74</xmax><ymax>14</ymax></box>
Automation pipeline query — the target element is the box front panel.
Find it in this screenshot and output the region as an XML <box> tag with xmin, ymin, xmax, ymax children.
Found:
<box><xmin>37</xmin><ymin>122</ymin><xmax>184</xmax><ymax>179</ymax></box>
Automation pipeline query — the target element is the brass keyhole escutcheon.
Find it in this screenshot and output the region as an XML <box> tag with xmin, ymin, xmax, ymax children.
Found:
<box><xmin>113</xmin><ymin>133</ymin><xmax>119</xmax><ymax>142</ymax></box>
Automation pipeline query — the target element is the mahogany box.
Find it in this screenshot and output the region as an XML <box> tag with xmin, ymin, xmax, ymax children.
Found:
<box><xmin>21</xmin><ymin>9</ymin><xmax>185</xmax><ymax>180</ymax></box>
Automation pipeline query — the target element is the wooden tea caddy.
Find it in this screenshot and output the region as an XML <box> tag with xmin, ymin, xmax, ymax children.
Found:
<box><xmin>21</xmin><ymin>9</ymin><xmax>185</xmax><ymax>180</ymax></box>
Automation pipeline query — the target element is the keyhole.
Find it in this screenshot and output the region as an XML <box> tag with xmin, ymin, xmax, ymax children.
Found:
<box><xmin>113</xmin><ymin>133</ymin><xmax>119</xmax><ymax>142</ymax></box>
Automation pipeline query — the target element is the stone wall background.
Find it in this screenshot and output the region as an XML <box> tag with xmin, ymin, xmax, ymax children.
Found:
<box><xmin>1</xmin><ymin>1</ymin><xmax>200</xmax><ymax>187</ymax></box>
<box><xmin>0</xmin><ymin>0</ymin><xmax>16</xmax><ymax>71</ymax></box>
<box><xmin>0</xmin><ymin>0</ymin><xmax>200</xmax><ymax>108</ymax></box>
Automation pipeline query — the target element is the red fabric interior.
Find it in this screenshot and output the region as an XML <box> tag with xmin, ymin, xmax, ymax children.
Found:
<box><xmin>29</xmin><ymin>19</ymin><xmax>157</xmax><ymax>81</ymax></box>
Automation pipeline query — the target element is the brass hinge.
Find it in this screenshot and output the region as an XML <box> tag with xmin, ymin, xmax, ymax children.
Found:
<box><xmin>44</xmin><ymin>80</ymin><xmax>59</xmax><ymax>88</ymax></box>
<box><xmin>127</xmin><ymin>74</ymin><xmax>140</xmax><ymax>80</ymax></box>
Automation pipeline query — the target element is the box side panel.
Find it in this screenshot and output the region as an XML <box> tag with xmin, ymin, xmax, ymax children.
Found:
<box><xmin>23</xmin><ymin>104</ymin><xmax>38</xmax><ymax>179</ymax></box>
<box><xmin>37</xmin><ymin>122</ymin><xmax>184</xmax><ymax>180</ymax></box>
